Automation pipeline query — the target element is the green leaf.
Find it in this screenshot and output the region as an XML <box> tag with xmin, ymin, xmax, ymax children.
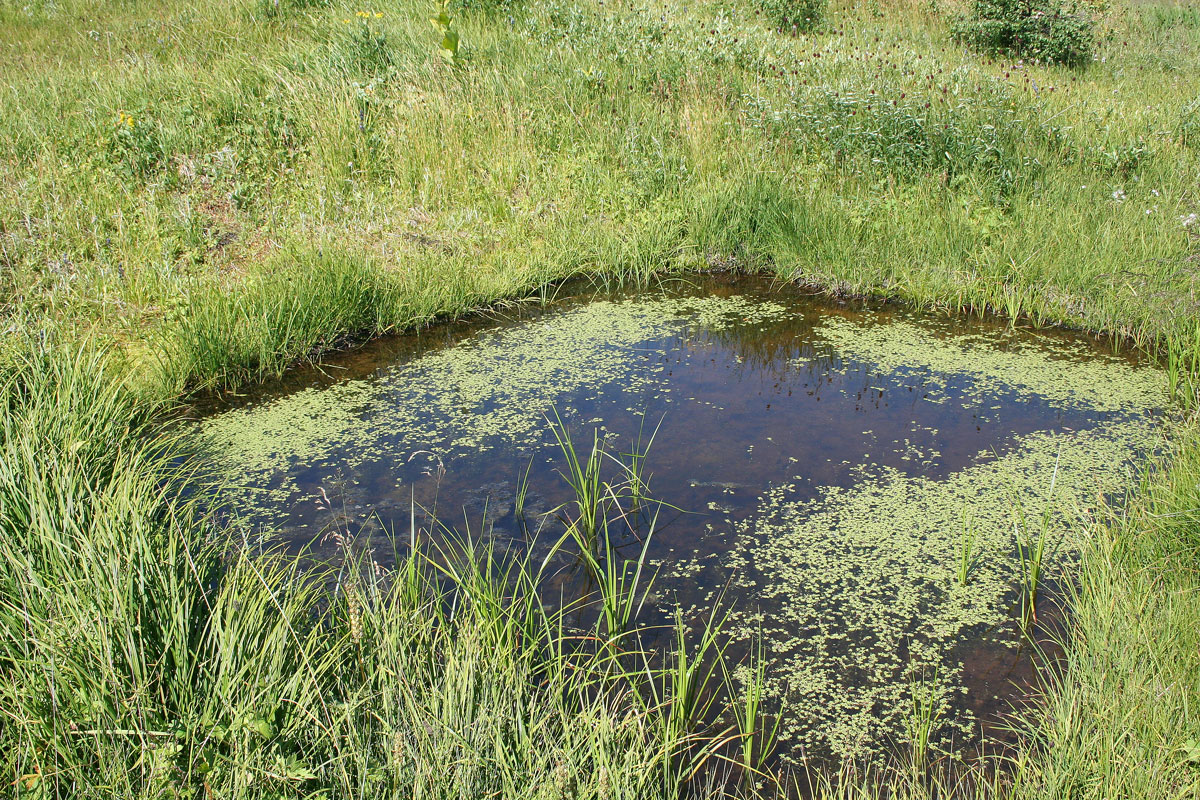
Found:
<box><xmin>279</xmin><ymin>754</ymin><xmax>318</xmax><ymax>781</ymax></box>
<box><xmin>248</xmin><ymin>715</ymin><xmax>275</xmax><ymax>740</ymax></box>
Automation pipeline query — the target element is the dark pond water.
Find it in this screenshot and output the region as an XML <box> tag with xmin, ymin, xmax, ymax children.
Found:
<box><xmin>190</xmin><ymin>274</ymin><xmax>1163</xmax><ymax>767</ymax></box>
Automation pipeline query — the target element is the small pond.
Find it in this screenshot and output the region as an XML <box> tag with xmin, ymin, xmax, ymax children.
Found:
<box><xmin>190</xmin><ymin>275</ymin><xmax>1163</xmax><ymax>767</ymax></box>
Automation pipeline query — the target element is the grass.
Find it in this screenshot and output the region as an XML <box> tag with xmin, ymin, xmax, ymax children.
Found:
<box><xmin>0</xmin><ymin>341</ymin><xmax>737</xmax><ymax>799</ymax></box>
<box><xmin>722</xmin><ymin>637</ymin><xmax>784</xmax><ymax>787</ymax></box>
<box><xmin>1012</xmin><ymin>458</ymin><xmax>1061</xmax><ymax>629</ymax></box>
<box><xmin>957</xmin><ymin>506</ymin><xmax>982</xmax><ymax>587</ymax></box>
<box><xmin>2</xmin><ymin>0</ymin><xmax>1199</xmax><ymax>796</ymax></box>
<box><xmin>903</xmin><ymin>667</ymin><xmax>945</xmax><ymax>785</ymax></box>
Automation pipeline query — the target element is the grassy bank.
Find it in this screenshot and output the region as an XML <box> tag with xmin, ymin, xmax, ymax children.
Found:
<box><xmin>2</xmin><ymin>0</ymin><xmax>1199</xmax><ymax>796</ymax></box>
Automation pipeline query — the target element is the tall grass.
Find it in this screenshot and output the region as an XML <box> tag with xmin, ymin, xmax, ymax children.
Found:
<box><xmin>0</xmin><ymin>342</ymin><xmax>740</xmax><ymax>799</ymax></box>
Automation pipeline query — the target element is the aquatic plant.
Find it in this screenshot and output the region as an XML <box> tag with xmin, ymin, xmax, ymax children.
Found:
<box><xmin>697</xmin><ymin>352</ymin><xmax>1157</xmax><ymax>761</ymax></box>
<box><xmin>1014</xmin><ymin>514</ymin><xmax>1053</xmax><ymax>631</ymax></box>
<box><xmin>1011</xmin><ymin>454</ymin><xmax>1063</xmax><ymax>629</ymax></box>
<box><xmin>514</xmin><ymin>455</ymin><xmax>534</xmax><ymax>517</ymax></box>
<box><xmin>619</xmin><ymin>412</ymin><xmax>663</xmax><ymax>512</ymax></box>
<box><xmin>548</xmin><ymin>409</ymin><xmax>608</xmax><ymax>543</ymax></box>
<box><xmin>575</xmin><ymin>499</ymin><xmax>659</xmax><ymax>645</ymax></box>
<box><xmin>903</xmin><ymin>667</ymin><xmax>945</xmax><ymax>783</ymax></box>
<box><xmin>722</xmin><ymin>636</ymin><xmax>784</xmax><ymax>786</ymax></box>
<box><xmin>957</xmin><ymin>507</ymin><xmax>982</xmax><ymax>587</ymax></box>
<box><xmin>652</xmin><ymin>605</ymin><xmax>730</xmax><ymax>750</ymax></box>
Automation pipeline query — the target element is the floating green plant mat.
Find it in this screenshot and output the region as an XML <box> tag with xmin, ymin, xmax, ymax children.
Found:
<box><xmin>697</xmin><ymin>416</ymin><xmax>1158</xmax><ymax>762</ymax></box>
<box><xmin>198</xmin><ymin>293</ymin><xmax>789</xmax><ymax>517</ymax></box>
<box><xmin>194</xmin><ymin>279</ymin><xmax>1164</xmax><ymax>765</ymax></box>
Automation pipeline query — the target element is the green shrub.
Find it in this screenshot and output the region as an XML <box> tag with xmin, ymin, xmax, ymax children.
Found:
<box><xmin>761</xmin><ymin>0</ymin><xmax>827</xmax><ymax>34</ymax></box>
<box><xmin>952</xmin><ymin>0</ymin><xmax>1096</xmax><ymax>67</ymax></box>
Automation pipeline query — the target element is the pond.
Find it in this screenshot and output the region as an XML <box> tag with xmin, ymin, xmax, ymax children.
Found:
<box><xmin>190</xmin><ymin>274</ymin><xmax>1163</xmax><ymax>767</ymax></box>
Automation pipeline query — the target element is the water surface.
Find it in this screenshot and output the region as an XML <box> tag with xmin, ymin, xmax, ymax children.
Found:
<box><xmin>192</xmin><ymin>275</ymin><xmax>1163</xmax><ymax>765</ymax></box>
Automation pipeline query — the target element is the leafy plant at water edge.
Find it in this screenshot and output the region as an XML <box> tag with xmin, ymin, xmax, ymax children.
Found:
<box><xmin>1166</xmin><ymin>322</ymin><xmax>1200</xmax><ymax>408</ymax></box>
<box><xmin>547</xmin><ymin>410</ymin><xmax>669</xmax><ymax>545</ymax></box>
<box><xmin>548</xmin><ymin>410</ymin><xmax>607</xmax><ymax>543</ymax></box>
<box><xmin>1012</xmin><ymin>458</ymin><xmax>1062</xmax><ymax>630</ymax></box>
<box><xmin>652</xmin><ymin>606</ymin><xmax>730</xmax><ymax>754</ymax></box>
<box><xmin>619</xmin><ymin>413</ymin><xmax>663</xmax><ymax>511</ymax></box>
<box><xmin>952</xmin><ymin>0</ymin><xmax>1097</xmax><ymax>67</ymax></box>
<box><xmin>571</xmin><ymin>499</ymin><xmax>659</xmax><ymax>645</ymax></box>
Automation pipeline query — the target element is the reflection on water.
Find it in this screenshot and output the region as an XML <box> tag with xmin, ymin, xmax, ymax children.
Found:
<box><xmin>189</xmin><ymin>275</ymin><xmax>1163</xmax><ymax>766</ymax></box>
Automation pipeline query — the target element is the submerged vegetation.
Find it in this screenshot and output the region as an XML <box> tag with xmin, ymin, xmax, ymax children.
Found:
<box><xmin>1</xmin><ymin>0</ymin><xmax>1199</xmax><ymax>796</ymax></box>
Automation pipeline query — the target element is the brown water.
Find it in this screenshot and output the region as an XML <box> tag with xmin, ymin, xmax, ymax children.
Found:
<box><xmin>189</xmin><ymin>274</ymin><xmax>1163</xmax><ymax>767</ymax></box>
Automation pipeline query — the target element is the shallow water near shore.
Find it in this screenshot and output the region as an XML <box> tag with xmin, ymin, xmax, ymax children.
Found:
<box><xmin>189</xmin><ymin>275</ymin><xmax>1164</xmax><ymax>767</ymax></box>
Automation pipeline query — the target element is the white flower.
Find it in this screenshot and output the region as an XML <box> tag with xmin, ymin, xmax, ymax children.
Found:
<box><xmin>1112</xmin><ymin>189</ymin><xmax>1127</xmax><ymax>202</ymax></box>
<box><xmin>1182</xmin><ymin>213</ymin><xmax>1199</xmax><ymax>228</ymax></box>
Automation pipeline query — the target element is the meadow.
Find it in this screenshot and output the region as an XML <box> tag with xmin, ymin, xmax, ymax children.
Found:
<box><xmin>1</xmin><ymin>0</ymin><xmax>1199</xmax><ymax>795</ymax></box>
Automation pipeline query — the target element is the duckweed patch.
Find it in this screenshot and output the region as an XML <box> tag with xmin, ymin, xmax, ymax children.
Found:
<box><xmin>198</xmin><ymin>292</ymin><xmax>794</xmax><ymax>525</ymax></box>
<box><xmin>816</xmin><ymin>315</ymin><xmax>1165</xmax><ymax>414</ymax></box>
<box><xmin>702</xmin><ymin>420</ymin><xmax>1159</xmax><ymax>762</ymax></box>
